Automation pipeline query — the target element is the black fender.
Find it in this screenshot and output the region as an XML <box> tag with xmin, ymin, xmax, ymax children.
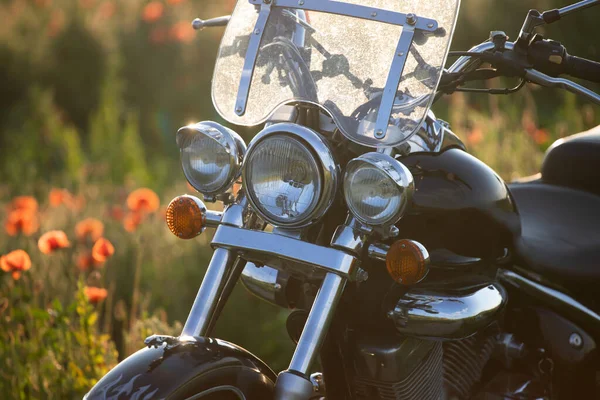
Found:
<box><xmin>85</xmin><ymin>336</ymin><xmax>276</xmax><ymax>400</ymax></box>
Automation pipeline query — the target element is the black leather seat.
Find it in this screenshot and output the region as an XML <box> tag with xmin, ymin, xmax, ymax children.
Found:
<box><xmin>541</xmin><ymin>125</ymin><xmax>600</xmax><ymax>196</ymax></box>
<box><xmin>509</xmin><ymin>182</ymin><xmax>600</xmax><ymax>289</ymax></box>
<box><xmin>508</xmin><ymin>126</ymin><xmax>600</xmax><ymax>301</ymax></box>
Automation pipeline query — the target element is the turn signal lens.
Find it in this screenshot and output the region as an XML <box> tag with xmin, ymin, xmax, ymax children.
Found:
<box><xmin>166</xmin><ymin>195</ymin><xmax>206</xmax><ymax>239</ymax></box>
<box><xmin>385</xmin><ymin>239</ymin><xmax>429</xmax><ymax>285</ymax></box>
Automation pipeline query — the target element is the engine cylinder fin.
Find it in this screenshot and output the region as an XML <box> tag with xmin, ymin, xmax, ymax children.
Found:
<box><xmin>353</xmin><ymin>342</ymin><xmax>444</xmax><ymax>400</ymax></box>
<box><xmin>443</xmin><ymin>334</ymin><xmax>496</xmax><ymax>399</ymax></box>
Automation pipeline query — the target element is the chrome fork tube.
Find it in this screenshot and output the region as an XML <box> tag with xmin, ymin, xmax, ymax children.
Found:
<box><xmin>275</xmin><ymin>272</ymin><xmax>347</xmax><ymax>400</ymax></box>
<box><xmin>181</xmin><ymin>247</ymin><xmax>243</xmax><ymax>338</ymax></box>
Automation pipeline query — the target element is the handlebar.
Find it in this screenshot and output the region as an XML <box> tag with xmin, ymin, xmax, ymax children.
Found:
<box><xmin>444</xmin><ymin>40</ymin><xmax>600</xmax><ymax>105</ymax></box>
<box><xmin>564</xmin><ymin>54</ymin><xmax>600</xmax><ymax>83</ymax></box>
<box><xmin>528</xmin><ymin>36</ymin><xmax>600</xmax><ymax>83</ymax></box>
<box><xmin>192</xmin><ymin>15</ymin><xmax>231</xmax><ymax>30</ymax></box>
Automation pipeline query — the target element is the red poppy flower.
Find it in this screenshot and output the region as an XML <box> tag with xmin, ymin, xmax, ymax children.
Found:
<box><xmin>10</xmin><ymin>196</ymin><xmax>38</xmax><ymax>213</ymax></box>
<box><xmin>5</xmin><ymin>210</ymin><xmax>39</xmax><ymax>236</ymax></box>
<box><xmin>123</xmin><ymin>212</ymin><xmax>144</xmax><ymax>232</ymax></box>
<box><xmin>91</xmin><ymin>238</ymin><xmax>115</xmax><ymax>263</ymax></box>
<box><xmin>466</xmin><ymin>127</ymin><xmax>484</xmax><ymax>146</ymax></box>
<box><xmin>38</xmin><ymin>231</ymin><xmax>71</xmax><ymax>254</ymax></box>
<box><xmin>1</xmin><ymin>250</ymin><xmax>32</xmax><ymax>280</ymax></box>
<box><xmin>109</xmin><ymin>205</ymin><xmax>125</xmax><ymax>221</ymax></box>
<box><xmin>99</xmin><ymin>1</ymin><xmax>116</xmax><ymax>18</ymax></box>
<box><xmin>167</xmin><ymin>0</ymin><xmax>184</xmax><ymax>4</ymax></box>
<box><xmin>75</xmin><ymin>218</ymin><xmax>104</xmax><ymax>242</ymax></box>
<box><xmin>49</xmin><ymin>188</ymin><xmax>73</xmax><ymax>208</ymax></box>
<box><xmin>127</xmin><ymin>188</ymin><xmax>160</xmax><ymax>213</ymax></box>
<box><xmin>76</xmin><ymin>251</ymin><xmax>103</xmax><ymax>271</ymax></box>
<box><xmin>142</xmin><ymin>1</ymin><xmax>163</xmax><ymax>23</ymax></box>
<box><xmin>169</xmin><ymin>21</ymin><xmax>194</xmax><ymax>43</ymax></box>
<box><xmin>532</xmin><ymin>128</ymin><xmax>550</xmax><ymax>145</ymax></box>
<box><xmin>84</xmin><ymin>286</ymin><xmax>108</xmax><ymax>304</ymax></box>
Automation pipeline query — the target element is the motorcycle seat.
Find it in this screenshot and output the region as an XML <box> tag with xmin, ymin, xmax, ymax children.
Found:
<box><xmin>541</xmin><ymin>125</ymin><xmax>600</xmax><ymax>196</ymax></box>
<box><xmin>508</xmin><ymin>182</ymin><xmax>600</xmax><ymax>303</ymax></box>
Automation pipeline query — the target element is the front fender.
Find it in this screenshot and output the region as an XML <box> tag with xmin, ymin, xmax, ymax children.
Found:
<box><xmin>85</xmin><ymin>336</ymin><xmax>276</xmax><ymax>400</ymax></box>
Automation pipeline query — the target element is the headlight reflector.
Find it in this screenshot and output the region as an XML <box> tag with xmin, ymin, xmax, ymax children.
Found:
<box><xmin>177</xmin><ymin>121</ymin><xmax>246</xmax><ymax>196</ymax></box>
<box><xmin>245</xmin><ymin>136</ymin><xmax>321</xmax><ymax>224</ymax></box>
<box><xmin>344</xmin><ymin>153</ymin><xmax>413</xmax><ymax>226</ymax></box>
<box><xmin>243</xmin><ymin>123</ymin><xmax>338</xmax><ymax>228</ymax></box>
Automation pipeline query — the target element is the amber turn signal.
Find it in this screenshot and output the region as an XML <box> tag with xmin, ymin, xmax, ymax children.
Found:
<box><xmin>385</xmin><ymin>239</ymin><xmax>429</xmax><ymax>285</ymax></box>
<box><xmin>165</xmin><ymin>195</ymin><xmax>206</xmax><ymax>239</ymax></box>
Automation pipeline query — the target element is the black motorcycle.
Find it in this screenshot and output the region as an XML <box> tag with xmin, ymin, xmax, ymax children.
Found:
<box><xmin>85</xmin><ymin>0</ymin><xmax>600</xmax><ymax>399</ymax></box>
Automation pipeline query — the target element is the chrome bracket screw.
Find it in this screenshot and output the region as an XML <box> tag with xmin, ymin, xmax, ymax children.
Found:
<box><xmin>406</xmin><ymin>13</ymin><xmax>417</xmax><ymax>26</ymax></box>
<box><xmin>374</xmin><ymin>129</ymin><xmax>385</xmax><ymax>139</ymax></box>
<box><xmin>569</xmin><ymin>333</ymin><xmax>583</xmax><ymax>349</ymax></box>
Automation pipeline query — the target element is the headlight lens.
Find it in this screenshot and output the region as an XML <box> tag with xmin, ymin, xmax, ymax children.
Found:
<box><xmin>177</xmin><ymin>122</ymin><xmax>246</xmax><ymax>196</ymax></box>
<box><xmin>243</xmin><ymin>123</ymin><xmax>338</xmax><ymax>228</ymax></box>
<box><xmin>245</xmin><ymin>136</ymin><xmax>321</xmax><ymax>224</ymax></box>
<box><xmin>344</xmin><ymin>153</ymin><xmax>414</xmax><ymax>226</ymax></box>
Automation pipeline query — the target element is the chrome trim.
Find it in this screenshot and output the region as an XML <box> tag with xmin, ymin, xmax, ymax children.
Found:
<box><xmin>374</xmin><ymin>26</ymin><xmax>415</xmax><ymax>140</ymax></box>
<box><xmin>525</xmin><ymin>69</ymin><xmax>600</xmax><ymax>105</ymax></box>
<box><xmin>388</xmin><ymin>281</ymin><xmax>506</xmax><ymax>340</ymax></box>
<box><xmin>235</xmin><ymin>1</ymin><xmax>272</xmax><ymax>116</ymax></box>
<box><xmin>368</xmin><ymin>243</ymin><xmax>388</xmax><ymax>262</ymax></box>
<box><xmin>289</xmin><ymin>272</ymin><xmax>346</xmax><ymax>374</ymax></box>
<box><xmin>240</xmin><ymin>263</ymin><xmax>289</xmax><ymax>308</ymax></box>
<box><xmin>497</xmin><ymin>269</ymin><xmax>600</xmax><ymax>331</ymax></box>
<box><xmin>242</xmin><ymin>123</ymin><xmax>340</xmax><ymax>228</ymax></box>
<box><xmin>204</xmin><ymin>209</ymin><xmax>224</xmax><ymax>228</ymax></box>
<box><xmin>330</xmin><ymin>217</ymin><xmax>369</xmax><ymax>256</ymax></box>
<box><xmin>211</xmin><ymin>225</ymin><xmax>359</xmax><ymax>280</ymax></box>
<box><xmin>344</xmin><ymin>152</ymin><xmax>414</xmax><ymax>227</ymax></box>
<box><xmin>181</xmin><ymin>248</ymin><xmax>243</xmax><ymax>337</ymax></box>
<box><xmin>176</xmin><ymin>121</ymin><xmax>247</xmax><ymax>196</ymax></box>
<box><xmin>191</xmin><ymin>15</ymin><xmax>231</xmax><ymax>30</ymax></box>
<box><xmin>399</xmin><ymin>111</ymin><xmax>466</xmax><ymax>154</ymax></box>
<box><xmin>447</xmin><ymin>41</ymin><xmax>515</xmax><ymax>75</ymax></box>
<box><xmin>274</xmin><ymin>371</ymin><xmax>314</xmax><ymax>400</ymax></box>
<box><xmin>220</xmin><ymin>195</ymin><xmax>248</xmax><ymax>228</ymax></box>
<box><xmin>248</xmin><ymin>0</ymin><xmax>438</xmax><ymax>32</ymax></box>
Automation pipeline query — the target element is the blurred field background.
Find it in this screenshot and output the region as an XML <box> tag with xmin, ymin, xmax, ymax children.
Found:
<box><xmin>0</xmin><ymin>0</ymin><xmax>598</xmax><ymax>397</ymax></box>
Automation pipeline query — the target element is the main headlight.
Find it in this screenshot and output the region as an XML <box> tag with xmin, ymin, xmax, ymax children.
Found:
<box><xmin>242</xmin><ymin>123</ymin><xmax>338</xmax><ymax>228</ymax></box>
<box><xmin>344</xmin><ymin>152</ymin><xmax>414</xmax><ymax>226</ymax></box>
<box><xmin>176</xmin><ymin>121</ymin><xmax>246</xmax><ymax>196</ymax></box>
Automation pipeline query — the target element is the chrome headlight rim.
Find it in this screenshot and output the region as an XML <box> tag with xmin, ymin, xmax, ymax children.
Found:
<box><xmin>242</xmin><ymin>123</ymin><xmax>339</xmax><ymax>228</ymax></box>
<box><xmin>343</xmin><ymin>152</ymin><xmax>414</xmax><ymax>227</ymax></box>
<box><xmin>176</xmin><ymin>121</ymin><xmax>247</xmax><ymax>196</ymax></box>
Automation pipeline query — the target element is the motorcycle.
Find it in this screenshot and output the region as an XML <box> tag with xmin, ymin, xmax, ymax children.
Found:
<box><xmin>85</xmin><ymin>0</ymin><xmax>600</xmax><ymax>399</ymax></box>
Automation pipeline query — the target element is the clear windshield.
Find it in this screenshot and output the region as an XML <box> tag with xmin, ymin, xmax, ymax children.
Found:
<box><xmin>212</xmin><ymin>0</ymin><xmax>460</xmax><ymax>148</ymax></box>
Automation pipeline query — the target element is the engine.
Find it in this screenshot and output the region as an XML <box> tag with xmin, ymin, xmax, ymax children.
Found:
<box><xmin>351</xmin><ymin>333</ymin><xmax>496</xmax><ymax>400</ymax></box>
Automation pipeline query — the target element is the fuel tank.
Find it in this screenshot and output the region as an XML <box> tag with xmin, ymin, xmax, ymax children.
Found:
<box><xmin>398</xmin><ymin>148</ymin><xmax>520</xmax><ymax>259</ymax></box>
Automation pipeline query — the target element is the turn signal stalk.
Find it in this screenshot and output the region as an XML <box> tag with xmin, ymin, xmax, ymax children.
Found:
<box><xmin>166</xmin><ymin>195</ymin><xmax>214</xmax><ymax>239</ymax></box>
